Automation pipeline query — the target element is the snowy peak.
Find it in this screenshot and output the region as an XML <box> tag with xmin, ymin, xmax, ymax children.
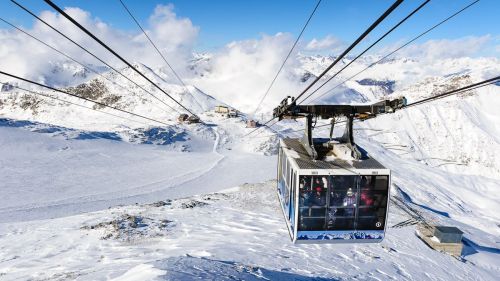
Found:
<box><xmin>188</xmin><ymin>52</ymin><xmax>213</xmax><ymax>78</ymax></box>
<box><xmin>0</xmin><ymin>60</ymin><xmax>227</xmax><ymax>130</ymax></box>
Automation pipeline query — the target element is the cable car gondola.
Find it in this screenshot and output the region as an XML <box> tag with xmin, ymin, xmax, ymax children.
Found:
<box><xmin>273</xmin><ymin>97</ymin><xmax>405</xmax><ymax>243</ymax></box>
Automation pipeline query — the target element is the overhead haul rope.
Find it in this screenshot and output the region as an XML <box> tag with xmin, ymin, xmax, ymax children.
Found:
<box><xmin>43</xmin><ymin>0</ymin><xmax>199</xmax><ymax>117</ymax></box>
<box><xmin>118</xmin><ymin>0</ymin><xmax>205</xmax><ymax>113</ymax></box>
<box><xmin>10</xmin><ymin>0</ymin><xmax>180</xmax><ymax>115</ymax></box>
<box><xmin>308</xmin><ymin>0</ymin><xmax>480</xmax><ymax>104</ymax></box>
<box><xmin>0</xmin><ymin>15</ymin><xmax>172</xmax><ymax>116</ymax></box>
<box><xmin>405</xmin><ymin>75</ymin><xmax>499</xmax><ymax>108</ymax></box>
<box><xmin>251</xmin><ymin>76</ymin><xmax>499</xmax><ymax>138</ymax></box>
<box><xmin>245</xmin><ymin>0</ymin><xmax>404</xmax><ymax>136</ymax></box>
<box><xmin>299</xmin><ymin>0</ymin><xmax>431</xmax><ymax>104</ymax></box>
<box><xmin>248</xmin><ymin>0</ymin><xmax>482</xmax><ymax>137</ymax></box>
<box><xmin>251</xmin><ymin>0</ymin><xmax>323</xmax><ymax>117</ymax></box>
<box><xmin>0</xmin><ymin>82</ymin><xmax>152</xmax><ymax>126</ymax></box>
<box><xmin>0</xmin><ymin>71</ymin><xmax>172</xmax><ymax>126</ymax></box>
<box><xmin>316</xmin><ymin>77</ymin><xmax>498</xmax><ymax>131</ymax></box>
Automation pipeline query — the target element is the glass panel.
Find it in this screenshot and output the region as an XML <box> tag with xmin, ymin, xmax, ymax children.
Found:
<box><xmin>357</xmin><ymin>175</ymin><xmax>388</xmax><ymax>230</ymax></box>
<box><xmin>284</xmin><ymin>184</ymin><xmax>290</xmax><ymax>206</ymax></box>
<box><xmin>285</xmin><ymin>159</ymin><xmax>290</xmax><ymax>184</ymax></box>
<box><xmin>277</xmin><ymin>148</ymin><xmax>282</xmax><ymax>181</ymax></box>
<box><xmin>296</xmin><ymin>174</ymin><xmax>389</xmax><ymax>231</ymax></box>
<box><xmin>281</xmin><ymin>152</ymin><xmax>286</xmax><ymax>182</ymax></box>
<box><xmin>327</xmin><ymin>175</ymin><xmax>357</xmax><ymax>230</ymax></box>
<box><xmin>284</xmin><ymin>163</ymin><xmax>290</xmax><ymax>209</ymax></box>
<box><xmin>290</xmin><ymin>171</ymin><xmax>296</xmax><ymax>227</ymax></box>
<box><xmin>298</xmin><ymin>175</ymin><xmax>327</xmax><ymax>231</ymax></box>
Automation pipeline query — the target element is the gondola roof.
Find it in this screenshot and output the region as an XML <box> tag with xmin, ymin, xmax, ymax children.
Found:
<box><xmin>281</xmin><ymin>138</ymin><xmax>386</xmax><ymax>170</ymax></box>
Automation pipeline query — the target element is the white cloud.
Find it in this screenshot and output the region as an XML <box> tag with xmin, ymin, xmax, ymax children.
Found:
<box><xmin>2</xmin><ymin>4</ymin><xmax>495</xmax><ymax>117</ymax></box>
<box><xmin>148</xmin><ymin>4</ymin><xmax>198</xmax><ymax>50</ymax></box>
<box><xmin>0</xmin><ymin>4</ymin><xmax>198</xmax><ymax>84</ymax></box>
<box><xmin>191</xmin><ymin>33</ymin><xmax>305</xmax><ymax>114</ymax></box>
<box><xmin>305</xmin><ymin>35</ymin><xmax>344</xmax><ymax>52</ymax></box>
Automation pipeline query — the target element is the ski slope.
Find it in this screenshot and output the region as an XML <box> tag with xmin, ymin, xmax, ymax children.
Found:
<box><xmin>0</xmin><ymin>55</ymin><xmax>499</xmax><ymax>280</ymax></box>
<box><xmin>0</xmin><ymin>113</ymin><xmax>275</xmax><ymax>223</ymax></box>
<box><xmin>0</xmin><ymin>98</ymin><xmax>499</xmax><ymax>280</ymax></box>
<box><xmin>0</xmin><ymin>181</ymin><xmax>498</xmax><ymax>280</ymax></box>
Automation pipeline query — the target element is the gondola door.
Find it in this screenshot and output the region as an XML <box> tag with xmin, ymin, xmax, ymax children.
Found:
<box><xmin>276</xmin><ymin>146</ymin><xmax>294</xmax><ymax>241</ymax></box>
<box><xmin>289</xmin><ymin>170</ymin><xmax>297</xmax><ymax>239</ymax></box>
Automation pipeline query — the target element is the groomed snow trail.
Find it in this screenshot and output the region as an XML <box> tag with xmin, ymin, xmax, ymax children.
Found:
<box><xmin>0</xmin><ymin>114</ymin><xmax>275</xmax><ymax>222</ymax></box>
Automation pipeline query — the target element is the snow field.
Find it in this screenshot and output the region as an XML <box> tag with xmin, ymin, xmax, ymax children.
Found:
<box><xmin>0</xmin><ymin>182</ymin><xmax>498</xmax><ymax>280</ymax></box>
<box><xmin>0</xmin><ymin>54</ymin><xmax>498</xmax><ymax>280</ymax></box>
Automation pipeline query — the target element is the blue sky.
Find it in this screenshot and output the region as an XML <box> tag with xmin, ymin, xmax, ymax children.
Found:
<box><xmin>0</xmin><ymin>0</ymin><xmax>498</xmax><ymax>55</ymax></box>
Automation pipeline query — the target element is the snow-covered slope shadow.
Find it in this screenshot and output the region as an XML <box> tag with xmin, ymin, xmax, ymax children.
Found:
<box><xmin>147</xmin><ymin>256</ymin><xmax>335</xmax><ymax>281</ymax></box>
<box><xmin>0</xmin><ymin>118</ymin><xmax>191</xmax><ymax>145</ymax></box>
<box><xmin>0</xmin><ymin>118</ymin><xmax>122</xmax><ymax>141</ymax></box>
<box><xmin>462</xmin><ymin>238</ymin><xmax>500</xmax><ymax>257</ymax></box>
<box><xmin>395</xmin><ymin>184</ymin><xmax>450</xmax><ymax>218</ymax></box>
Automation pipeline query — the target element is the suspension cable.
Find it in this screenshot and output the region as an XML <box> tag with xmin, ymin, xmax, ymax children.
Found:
<box><xmin>0</xmin><ymin>82</ymin><xmax>152</xmax><ymax>126</ymax></box>
<box><xmin>263</xmin><ymin>76</ymin><xmax>499</xmax><ymax>137</ymax></box>
<box><xmin>245</xmin><ymin>0</ymin><xmax>404</xmax><ymax>136</ymax></box>
<box><xmin>10</xmin><ymin>0</ymin><xmax>180</xmax><ymax>114</ymax></box>
<box><xmin>117</xmin><ymin>0</ymin><xmax>205</xmax><ymax>112</ymax></box>
<box><xmin>250</xmin><ymin>119</ymin><xmax>280</xmax><ymax>138</ymax></box>
<box><xmin>309</xmin><ymin>0</ymin><xmax>480</xmax><ymax>104</ymax></box>
<box><xmin>405</xmin><ymin>75</ymin><xmax>499</xmax><ymax>108</ymax></box>
<box><xmin>294</xmin><ymin>0</ymin><xmax>403</xmax><ymax>102</ymax></box>
<box><xmin>43</xmin><ymin>0</ymin><xmax>198</xmax><ymax>117</ymax></box>
<box><xmin>299</xmin><ymin>0</ymin><xmax>430</xmax><ymax>104</ymax></box>
<box><xmin>0</xmin><ymin>71</ymin><xmax>172</xmax><ymax>126</ymax></box>
<box><xmin>0</xmin><ymin>16</ymin><xmax>171</xmax><ymax>116</ymax></box>
<box><xmin>251</xmin><ymin>0</ymin><xmax>322</xmax><ymax>117</ymax></box>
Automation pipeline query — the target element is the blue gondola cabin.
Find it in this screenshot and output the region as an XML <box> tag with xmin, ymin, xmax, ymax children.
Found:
<box><xmin>277</xmin><ymin>138</ymin><xmax>391</xmax><ymax>243</ymax></box>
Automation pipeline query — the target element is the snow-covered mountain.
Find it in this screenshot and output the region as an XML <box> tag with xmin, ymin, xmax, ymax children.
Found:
<box><xmin>0</xmin><ymin>61</ymin><xmax>222</xmax><ymax>131</ymax></box>
<box><xmin>0</xmin><ymin>54</ymin><xmax>499</xmax><ymax>280</ymax></box>
<box><xmin>2</xmin><ymin>54</ymin><xmax>497</xmax><ymax>178</ymax></box>
<box><xmin>187</xmin><ymin>53</ymin><xmax>499</xmax><ymax>114</ymax></box>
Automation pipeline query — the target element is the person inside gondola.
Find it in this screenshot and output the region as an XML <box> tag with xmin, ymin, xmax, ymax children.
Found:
<box><xmin>343</xmin><ymin>188</ymin><xmax>356</xmax><ymax>216</ymax></box>
<box><xmin>321</xmin><ymin>176</ymin><xmax>328</xmax><ymax>189</ymax></box>
<box><xmin>329</xmin><ymin>191</ymin><xmax>343</xmax><ymax>216</ymax></box>
<box><xmin>305</xmin><ymin>181</ymin><xmax>314</xmax><ymax>206</ymax></box>
<box><xmin>313</xmin><ymin>178</ymin><xmax>323</xmax><ymax>190</ymax></box>
<box><xmin>329</xmin><ymin>191</ymin><xmax>341</xmax><ymax>205</ymax></box>
<box><xmin>361</xmin><ymin>176</ymin><xmax>374</xmax><ymax>189</ymax></box>
<box><xmin>359</xmin><ymin>176</ymin><xmax>374</xmax><ymax>216</ymax></box>
<box><xmin>302</xmin><ymin>176</ymin><xmax>310</xmax><ymax>187</ymax></box>
<box><xmin>299</xmin><ymin>177</ymin><xmax>313</xmax><ymax>218</ymax></box>
<box><xmin>312</xmin><ymin>187</ymin><xmax>326</xmax><ymax>207</ymax></box>
<box><xmin>333</xmin><ymin>175</ymin><xmax>346</xmax><ymax>188</ymax></box>
<box><xmin>309</xmin><ymin>186</ymin><xmax>326</xmax><ymax>229</ymax></box>
<box><xmin>360</xmin><ymin>189</ymin><xmax>374</xmax><ymax>206</ymax></box>
<box><xmin>359</xmin><ymin>189</ymin><xmax>374</xmax><ymax>217</ymax></box>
